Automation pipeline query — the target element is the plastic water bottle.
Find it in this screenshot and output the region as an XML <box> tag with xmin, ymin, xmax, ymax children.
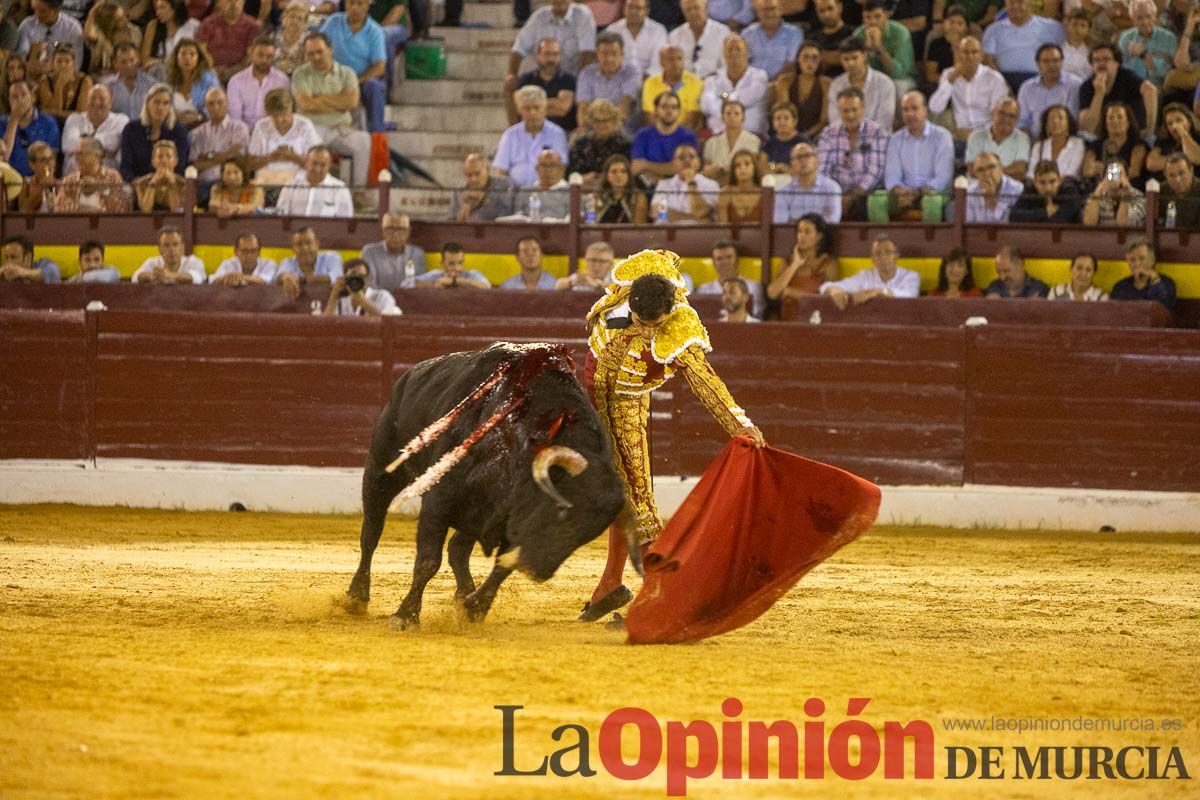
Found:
<box><xmin>404</xmin><ymin>257</ymin><xmax>416</xmax><ymax>283</ymax></box>
<box><xmin>654</xmin><ymin>197</ymin><xmax>668</xmax><ymax>224</ymax></box>
<box><xmin>583</xmin><ymin>194</ymin><xmax>596</xmax><ymax>224</ymax></box>
<box><xmin>528</xmin><ymin>192</ymin><xmax>542</xmax><ymax>221</ymax></box>
<box><xmin>808</xmin><ymin>310</ymin><xmax>822</xmax><ymax>325</ymax></box>
<box><xmin>1165</xmin><ymin>201</ymin><xmax>1177</xmax><ymax>229</ymax></box>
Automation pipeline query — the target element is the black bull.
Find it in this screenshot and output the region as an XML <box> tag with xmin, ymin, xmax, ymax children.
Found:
<box><xmin>345</xmin><ymin>343</ymin><xmax>627</xmax><ymax>627</ymax></box>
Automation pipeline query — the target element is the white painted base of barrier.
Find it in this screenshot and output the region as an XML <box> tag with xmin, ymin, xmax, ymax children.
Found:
<box><xmin>1</xmin><ymin>459</ymin><xmax>1198</xmax><ymax>533</ymax></box>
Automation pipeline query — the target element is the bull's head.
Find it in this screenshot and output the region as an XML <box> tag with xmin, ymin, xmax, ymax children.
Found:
<box><xmin>495</xmin><ymin>439</ymin><xmax>624</xmax><ymax>582</ymax></box>
<box><xmin>532</xmin><ymin>446</ymin><xmax>643</xmax><ymax>577</ymax></box>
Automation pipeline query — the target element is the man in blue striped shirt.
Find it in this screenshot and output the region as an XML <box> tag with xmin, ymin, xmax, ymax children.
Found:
<box><xmin>880</xmin><ymin>91</ymin><xmax>955</xmax><ymax>221</ymax></box>
<box><xmin>773</xmin><ymin>138</ymin><xmax>843</xmax><ymax>223</ymax></box>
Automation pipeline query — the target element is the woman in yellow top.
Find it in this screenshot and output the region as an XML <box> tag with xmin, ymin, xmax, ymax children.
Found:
<box><xmin>579</xmin><ymin>249</ymin><xmax>766</xmax><ymax>623</ymax></box>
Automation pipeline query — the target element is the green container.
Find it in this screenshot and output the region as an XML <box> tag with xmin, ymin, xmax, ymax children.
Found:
<box><xmin>405</xmin><ymin>40</ymin><xmax>447</xmax><ymax>80</ymax></box>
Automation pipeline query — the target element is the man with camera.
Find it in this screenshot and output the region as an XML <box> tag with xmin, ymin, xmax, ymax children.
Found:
<box><xmin>323</xmin><ymin>258</ymin><xmax>401</xmax><ymax>316</ymax></box>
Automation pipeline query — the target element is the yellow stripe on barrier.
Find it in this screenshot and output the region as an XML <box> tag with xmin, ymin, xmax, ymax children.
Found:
<box><xmin>33</xmin><ymin>245</ymin><xmax>1200</xmax><ymax>299</ymax></box>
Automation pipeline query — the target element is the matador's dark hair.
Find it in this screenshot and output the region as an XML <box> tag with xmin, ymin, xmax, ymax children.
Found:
<box><xmin>628</xmin><ymin>274</ymin><xmax>676</xmax><ymax>321</ymax></box>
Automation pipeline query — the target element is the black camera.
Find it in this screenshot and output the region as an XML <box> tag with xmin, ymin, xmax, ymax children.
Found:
<box><xmin>342</xmin><ymin>274</ymin><xmax>366</xmax><ymax>295</ymax></box>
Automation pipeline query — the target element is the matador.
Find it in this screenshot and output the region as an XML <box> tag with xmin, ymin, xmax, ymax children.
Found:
<box><xmin>579</xmin><ymin>249</ymin><xmax>766</xmax><ymax>623</ymax></box>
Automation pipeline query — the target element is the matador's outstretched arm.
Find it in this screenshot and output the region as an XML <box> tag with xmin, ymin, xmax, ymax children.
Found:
<box><xmin>676</xmin><ymin>345</ymin><xmax>764</xmax><ymax>446</ymax></box>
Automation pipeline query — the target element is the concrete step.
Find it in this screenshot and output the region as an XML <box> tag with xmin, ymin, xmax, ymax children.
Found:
<box><xmin>394</xmin><ymin>78</ymin><xmax>506</xmax><ymax>106</ymax></box>
<box><xmin>386</xmin><ymin>103</ymin><xmax>509</xmax><ymax>133</ymax></box>
<box><xmin>390</xmin><ymin>187</ymin><xmax>453</xmax><ymax>219</ymax></box>
<box><xmin>428</xmin><ymin>26</ymin><xmax>516</xmax><ymax>51</ymax></box>
<box><xmin>444</xmin><ymin>49</ymin><xmax>511</xmax><ymax>80</ymax></box>
<box><xmin>462</xmin><ymin>2</ymin><xmax>514</xmax><ymax>27</ymax></box>
<box><xmin>387</xmin><ymin>130</ymin><xmax>501</xmax><ymax>159</ymax></box>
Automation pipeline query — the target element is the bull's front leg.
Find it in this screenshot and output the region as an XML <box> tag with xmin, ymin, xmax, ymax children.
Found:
<box><xmin>346</xmin><ymin>468</ymin><xmax>402</xmax><ymax>614</ymax></box>
<box><xmin>461</xmin><ymin>560</ymin><xmax>514</xmax><ymax>623</ymax></box>
<box><xmin>391</xmin><ymin>508</ymin><xmax>451</xmax><ymax>630</ymax></box>
<box><xmin>446</xmin><ymin>531</ymin><xmax>476</xmax><ymax>600</ymax></box>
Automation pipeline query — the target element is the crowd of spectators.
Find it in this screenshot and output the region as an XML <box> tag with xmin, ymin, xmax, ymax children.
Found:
<box><xmin>0</xmin><ymin>211</ymin><xmax>1178</xmax><ymax>314</ymax></box>
<box><xmin>3</xmin><ymin>0</ymin><xmax>1199</xmax><ymax>228</ymax></box>
<box><xmin>466</xmin><ymin>0</ymin><xmax>1200</xmax><ymax>230</ymax></box>
<box><xmin>0</xmin><ymin>0</ymin><xmax>422</xmax><ymax>217</ymax></box>
<box><xmin>0</xmin><ymin>0</ymin><xmax>1191</xmax><ymax>315</ymax></box>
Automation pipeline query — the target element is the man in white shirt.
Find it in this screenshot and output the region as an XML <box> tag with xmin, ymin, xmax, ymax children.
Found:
<box><xmin>132</xmin><ymin>226</ymin><xmax>208</xmax><ymax>284</ymax></box>
<box><xmin>820</xmin><ymin>234</ymin><xmax>919</xmax><ymax>308</ymax></box>
<box><xmin>668</xmin><ymin>0</ymin><xmax>732</xmax><ymax>79</ymax></box>
<box><xmin>275</xmin><ymin>145</ymin><xmax>355</xmax><ymax>218</ymax></box>
<box><xmin>650</xmin><ymin>143</ymin><xmax>720</xmax><ymax>222</ymax></box>
<box><xmin>247</xmin><ymin>88</ymin><xmax>322</xmax><ymax>187</ymax></box>
<box><xmin>699</xmin><ymin>34</ymin><xmax>769</xmax><ymax>135</ymax></box>
<box><xmin>928</xmin><ymin>36</ymin><xmax>1011</xmax><ymax>143</ymax></box>
<box><xmin>324</xmin><ymin>258</ymin><xmax>401</xmax><ymax>316</ymax></box>
<box><xmin>826</xmin><ymin>38</ymin><xmax>896</xmax><ymax>131</ymax></box>
<box><xmin>210</xmin><ymin>232</ymin><xmax>279</xmax><ymax>286</ymax></box>
<box><xmin>60</xmin><ymin>85</ymin><xmax>127</xmax><ymax>175</ymax></box>
<box><xmin>607</xmin><ymin>0</ymin><xmax>668</xmax><ymax>75</ymax></box>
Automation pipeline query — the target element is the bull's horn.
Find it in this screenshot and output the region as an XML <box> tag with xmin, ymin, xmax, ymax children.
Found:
<box><xmin>532</xmin><ymin>446</ymin><xmax>588</xmax><ymax>509</ymax></box>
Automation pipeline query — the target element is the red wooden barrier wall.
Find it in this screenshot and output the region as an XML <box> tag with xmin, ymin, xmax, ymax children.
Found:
<box><xmin>0</xmin><ymin>311</ymin><xmax>91</xmax><ymax>459</ymax></box>
<box><xmin>965</xmin><ymin>326</ymin><xmax>1200</xmax><ymax>491</ymax></box>
<box><xmin>2</xmin><ymin>310</ymin><xmax>1199</xmax><ymax>490</ymax></box>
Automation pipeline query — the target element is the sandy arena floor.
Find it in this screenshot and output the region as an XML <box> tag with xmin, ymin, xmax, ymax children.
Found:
<box><xmin>1</xmin><ymin>504</ymin><xmax>1198</xmax><ymax>799</ymax></box>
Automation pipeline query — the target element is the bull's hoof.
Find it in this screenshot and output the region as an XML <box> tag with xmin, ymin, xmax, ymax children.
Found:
<box><xmin>460</xmin><ymin>594</ymin><xmax>492</xmax><ymax>623</ymax></box>
<box><xmin>336</xmin><ymin>593</ymin><xmax>370</xmax><ymax>616</ymax></box>
<box><xmin>388</xmin><ymin>613</ymin><xmax>419</xmax><ymax>631</ymax></box>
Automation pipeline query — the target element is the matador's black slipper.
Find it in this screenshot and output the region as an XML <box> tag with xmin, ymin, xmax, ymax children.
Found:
<box><xmin>577</xmin><ymin>585</ymin><xmax>633</xmax><ymax>622</ymax></box>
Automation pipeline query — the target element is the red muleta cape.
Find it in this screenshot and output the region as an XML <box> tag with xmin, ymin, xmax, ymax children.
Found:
<box><xmin>624</xmin><ymin>438</ymin><xmax>882</xmax><ymax>645</ymax></box>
